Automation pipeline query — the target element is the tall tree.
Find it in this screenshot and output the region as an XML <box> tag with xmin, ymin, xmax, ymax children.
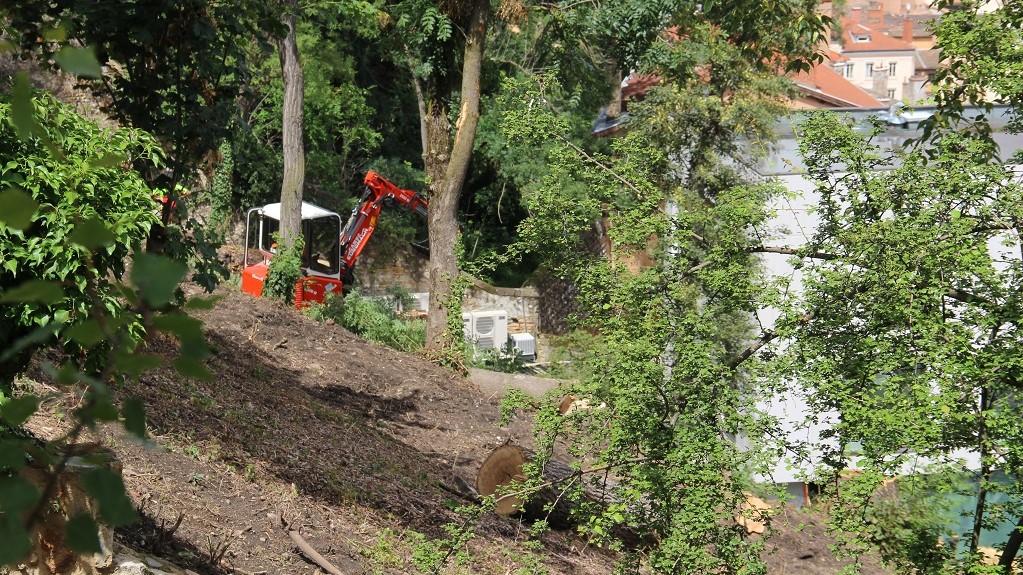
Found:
<box><xmin>776</xmin><ymin>1</ymin><xmax>1023</xmax><ymax>570</ymax></box>
<box><xmin>782</xmin><ymin>111</ymin><xmax>1023</xmax><ymax>575</ymax></box>
<box><xmin>392</xmin><ymin>0</ymin><xmax>490</xmax><ymax>348</ymax></box>
<box><xmin>487</xmin><ymin>2</ymin><xmax>829</xmax><ymax>573</ymax></box>
<box><xmin>276</xmin><ymin>0</ymin><xmax>305</xmax><ymax>248</ymax></box>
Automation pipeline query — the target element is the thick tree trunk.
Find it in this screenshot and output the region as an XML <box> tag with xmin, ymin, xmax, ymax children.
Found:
<box><xmin>277</xmin><ymin>0</ymin><xmax>304</xmax><ymax>249</ymax></box>
<box><xmin>476</xmin><ymin>444</ymin><xmax>580</xmax><ymax>529</ymax></box>
<box><xmin>423</xmin><ymin>0</ymin><xmax>490</xmax><ymax>349</ymax></box>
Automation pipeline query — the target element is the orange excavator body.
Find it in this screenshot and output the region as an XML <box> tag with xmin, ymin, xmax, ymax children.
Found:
<box><xmin>241</xmin><ymin>171</ymin><xmax>428</xmax><ymax>308</ymax></box>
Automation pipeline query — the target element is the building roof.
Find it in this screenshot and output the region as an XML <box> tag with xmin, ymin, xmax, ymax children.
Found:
<box><xmin>791</xmin><ymin>63</ymin><xmax>884</xmax><ymax>108</ymax></box>
<box><xmin>883</xmin><ymin>13</ymin><xmax>939</xmax><ymax>39</ymax></box>
<box><xmin>841</xmin><ymin>21</ymin><xmax>916</xmax><ymax>52</ymax></box>
<box><xmin>828</xmin><ymin>50</ymin><xmax>849</xmax><ymax>63</ymax></box>
<box><xmin>915</xmin><ymin>48</ymin><xmax>942</xmax><ymax>70</ymax></box>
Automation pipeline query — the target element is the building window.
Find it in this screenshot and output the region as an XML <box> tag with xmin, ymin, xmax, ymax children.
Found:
<box><xmin>888</xmin><ymin>62</ymin><xmax>897</xmax><ymax>76</ymax></box>
<box><xmin>887</xmin><ymin>89</ymin><xmax>896</xmax><ymax>99</ymax></box>
<box><xmin>845</xmin><ymin>63</ymin><xmax>854</xmax><ymax>78</ymax></box>
<box><xmin>866</xmin><ymin>63</ymin><xmax>874</xmax><ymax>78</ymax></box>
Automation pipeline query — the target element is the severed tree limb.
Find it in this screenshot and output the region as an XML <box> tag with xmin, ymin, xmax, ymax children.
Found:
<box><xmin>728</xmin><ymin>330</ymin><xmax>779</xmax><ymax>370</ymax></box>
<box><xmin>278</xmin><ymin>515</ymin><xmax>345</xmax><ymax>575</ymax></box>
<box><xmin>748</xmin><ymin>245</ymin><xmax>839</xmax><ymax>260</ymax></box>
<box><xmin>288</xmin><ymin>529</ymin><xmax>345</xmax><ymax>575</ymax></box>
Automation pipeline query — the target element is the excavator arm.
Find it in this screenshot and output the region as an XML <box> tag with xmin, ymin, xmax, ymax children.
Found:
<box><xmin>339</xmin><ymin>170</ymin><xmax>429</xmax><ymax>276</ymax></box>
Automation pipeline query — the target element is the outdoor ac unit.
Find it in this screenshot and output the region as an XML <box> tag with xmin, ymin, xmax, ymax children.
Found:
<box><xmin>509</xmin><ymin>333</ymin><xmax>536</xmax><ymax>360</ymax></box>
<box><xmin>462</xmin><ymin>310</ymin><xmax>508</xmax><ymax>350</ymax></box>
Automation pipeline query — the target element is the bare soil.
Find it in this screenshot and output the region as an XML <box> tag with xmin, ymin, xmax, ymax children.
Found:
<box><xmin>25</xmin><ymin>285</ymin><xmax>888</xmax><ymax>575</ymax></box>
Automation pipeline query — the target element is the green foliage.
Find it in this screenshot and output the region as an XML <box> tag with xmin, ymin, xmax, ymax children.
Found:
<box><xmin>497</xmin><ymin>66</ymin><xmax>785</xmax><ymax>573</ymax></box>
<box><xmin>540</xmin><ymin>330</ymin><xmax>603</xmax><ymax>380</ymax></box>
<box><xmin>498</xmin><ymin>388</ymin><xmax>537</xmax><ymax>426</ymax></box>
<box><xmin>469</xmin><ymin>342</ymin><xmax>526</xmax><ymax>374</ymax></box>
<box><xmin>263</xmin><ymin>233</ymin><xmax>304</xmax><ymax>304</ymax></box>
<box><xmin>307</xmin><ymin>290</ymin><xmax>426</xmax><ymax>353</ymax></box>
<box><xmin>0</xmin><ymin>92</ymin><xmax>162</xmax><ymax>392</ymax></box>
<box><xmin>928</xmin><ymin>0</ymin><xmax>1023</xmax><ymax>143</ymax></box>
<box><xmin>209</xmin><ymin>141</ymin><xmax>234</xmax><ymax>228</ymax></box>
<box><xmin>5</xmin><ymin>0</ymin><xmax>271</xmax><ymax>181</ymax></box>
<box><xmin>784</xmin><ymin>111</ymin><xmax>1023</xmax><ymax>572</ymax></box>
<box><xmin>0</xmin><ymin>26</ymin><xmax>216</xmax><ymax>570</ymax></box>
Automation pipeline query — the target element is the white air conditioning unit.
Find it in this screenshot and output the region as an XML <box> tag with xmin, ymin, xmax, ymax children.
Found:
<box><xmin>462</xmin><ymin>310</ymin><xmax>508</xmax><ymax>350</ymax></box>
<box><xmin>509</xmin><ymin>333</ymin><xmax>536</xmax><ymax>360</ymax></box>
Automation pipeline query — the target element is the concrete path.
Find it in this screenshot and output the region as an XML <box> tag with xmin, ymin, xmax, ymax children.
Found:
<box><xmin>468</xmin><ymin>368</ymin><xmax>564</xmax><ymax>400</ymax></box>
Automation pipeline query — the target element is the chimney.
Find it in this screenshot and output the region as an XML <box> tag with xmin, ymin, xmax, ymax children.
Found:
<box><xmin>867</xmin><ymin>4</ymin><xmax>883</xmax><ymax>23</ymax></box>
<box><xmin>850</xmin><ymin>6</ymin><xmax>863</xmax><ymax>23</ymax></box>
<box><xmin>903</xmin><ymin>17</ymin><xmax>913</xmax><ymax>41</ymax></box>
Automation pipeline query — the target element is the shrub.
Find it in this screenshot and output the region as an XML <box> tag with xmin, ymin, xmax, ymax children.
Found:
<box><xmin>262</xmin><ymin>233</ymin><xmax>304</xmax><ymax>304</ymax></box>
<box><xmin>0</xmin><ymin>92</ymin><xmax>162</xmax><ymax>392</ymax></box>
<box><xmin>308</xmin><ymin>289</ymin><xmax>425</xmax><ymax>352</ymax></box>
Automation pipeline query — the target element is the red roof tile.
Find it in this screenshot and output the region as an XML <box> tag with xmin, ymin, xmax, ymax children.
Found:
<box><xmin>790</xmin><ymin>63</ymin><xmax>884</xmax><ymax>108</ymax></box>
<box><xmin>828</xmin><ymin>50</ymin><xmax>849</xmax><ymax>63</ymax></box>
<box><xmin>840</xmin><ymin>21</ymin><xmax>915</xmax><ymax>51</ymax></box>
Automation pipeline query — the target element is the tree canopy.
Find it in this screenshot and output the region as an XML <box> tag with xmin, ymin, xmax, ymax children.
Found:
<box><xmin>6</xmin><ymin>0</ymin><xmax>1023</xmax><ymax>573</ymax></box>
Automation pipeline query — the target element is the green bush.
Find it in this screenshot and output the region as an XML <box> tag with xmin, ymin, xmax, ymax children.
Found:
<box><xmin>0</xmin><ymin>92</ymin><xmax>162</xmax><ymax>391</ymax></box>
<box><xmin>262</xmin><ymin>233</ymin><xmax>304</xmax><ymax>304</ymax></box>
<box><xmin>307</xmin><ymin>289</ymin><xmax>425</xmax><ymax>353</ymax></box>
<box><xmin>468</xmin><ymin>342</ymin><xmax>525</xmax><ymax>373</ymax></box>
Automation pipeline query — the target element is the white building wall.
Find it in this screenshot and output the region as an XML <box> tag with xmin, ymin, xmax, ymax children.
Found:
<box><xmin>751</xmin><ymin>108</ymin><xmax>1021</xmax><ymax>484</ymax></box>
<box><xmin>843</xmin><ymin>51</ymin><xmax>917</xmax><ymax>101</ymax></box>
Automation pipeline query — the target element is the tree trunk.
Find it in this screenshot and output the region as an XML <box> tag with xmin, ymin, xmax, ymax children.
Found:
<box><xmin>477</xmin><ymin>444</ymin><xmax>652</xmax><ymax>546</ymax></box>
<box><xmin>999</xmin><ymin>516</ymin><xmax>1023</xmax><ymax>573</ymax></box>
<box><xmin>277</xmin><ymin>0</ymin><xmax>304</xmax><ymax>249</ymax></box>
<box><xmin>476</xmin><ymin>444</ymin><xmax>580</xmax><ymax>529</ymax></box>
<box><xmin>423</xmin><ymin>0</ymin><xmax>489</xmax><ymax>349</ymax></box>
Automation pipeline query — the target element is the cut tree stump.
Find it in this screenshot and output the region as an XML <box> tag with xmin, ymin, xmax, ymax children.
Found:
<box><xmin>476</xmin><ymin>444</ymin><xmax>586</xmax><ymax>529</ymax></box>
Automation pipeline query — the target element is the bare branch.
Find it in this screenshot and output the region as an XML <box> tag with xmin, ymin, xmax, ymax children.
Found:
<box><xmin>728</xmin><ymin>330</ymin><xmax>778</xmax><ymax>370</ymax></box>
<box><xmin>747</xmin><ymin>246</ymin><xmax>838</xmax><ymax>260</ymax></box>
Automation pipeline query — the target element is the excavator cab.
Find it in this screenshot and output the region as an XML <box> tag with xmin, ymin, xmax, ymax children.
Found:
<box><xmin>241</xmin><ymin>171</ymin><xmax>429</xmax><ymax>309</ymax></box>
<box><xmin>241</xmin><ymin>202</ymin><xmax>345</xmax><ymax>304</ymax></box>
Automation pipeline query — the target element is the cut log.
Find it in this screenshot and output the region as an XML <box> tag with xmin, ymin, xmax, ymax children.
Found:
<box><xmin>476</xmin><ymin>444</ymin><xmax>587</xmax><ymax>529</ymax></box>
<box><xmin>477</xmin><ymin>444</ymin><xmax>658</xmax><ymax>548</ymax></box>
<box><xmin>558</xmin><ymin>394</ymin><xmax>607</xmax><ymax>415</ymax></box>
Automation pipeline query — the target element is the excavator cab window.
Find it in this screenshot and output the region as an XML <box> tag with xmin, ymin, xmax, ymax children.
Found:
<box><xmin>258</xmin><ymin>216</ymin><xmax>280</xmax><ymax>254</ymax></box>
<box><xmin>303</xmin><ymin>216</ymin><xmax>340</xmax><ymax>276</ymax></box>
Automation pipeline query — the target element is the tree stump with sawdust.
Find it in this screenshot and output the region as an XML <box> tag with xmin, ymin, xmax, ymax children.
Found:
<box><xmin>476</xmin><ymin>444</ymin><xmax>585</xmax><ymax>529</ymax></box>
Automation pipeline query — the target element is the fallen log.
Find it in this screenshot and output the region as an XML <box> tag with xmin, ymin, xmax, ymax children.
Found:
<box><xmin>476</xmin><ymin>444</ymin><xmax>601</xmax><ymax>529</ymax></box>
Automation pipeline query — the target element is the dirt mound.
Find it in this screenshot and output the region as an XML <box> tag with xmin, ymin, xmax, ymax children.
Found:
<box><xmin>113</xmin><ymin>287</ymin><xmax>583</xmax><ymax>574</ymax></box>
<box><xmin>24</xmin><ymin>285</ymin><xmax>889</xmax><ymax>575</ymax></box>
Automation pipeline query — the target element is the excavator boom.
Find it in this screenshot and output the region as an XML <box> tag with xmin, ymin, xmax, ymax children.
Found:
<box><xmin>339</xmin><ymin>171</ymin><xmax>429</xmax><ymax>276</ymax></box>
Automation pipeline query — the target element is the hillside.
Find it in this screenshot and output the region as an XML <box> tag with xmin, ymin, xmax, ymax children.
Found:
<box><xmin>24</xmin><ymin>286</ymin><xmax>887</xmax><ymax>575</ymax></box>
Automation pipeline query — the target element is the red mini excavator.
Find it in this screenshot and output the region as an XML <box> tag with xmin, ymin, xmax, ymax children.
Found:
<box><xmin>240</xmin><ymin>171</ymin><xmax>428</xmax><ymax>307</ymax></box>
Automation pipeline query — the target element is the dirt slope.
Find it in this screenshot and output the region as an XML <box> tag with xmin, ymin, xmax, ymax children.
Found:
<box><xmin>26</xmin><ymin>285</ymin><xmax>888</xmax><ymax>575</ymax></box>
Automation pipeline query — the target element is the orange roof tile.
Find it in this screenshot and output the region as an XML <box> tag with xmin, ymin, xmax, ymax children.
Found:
<box><xmin>790</xmin><ymin>63</ymin><xmax>884</xmax><ymax>108</ymax></box>
<box><xmin>828</xmin><ymin>50</ymin><xmax>849</xmax><ymax>63</ymax></box>
<box><xmin>840</xmin><ymin>22</ymin><xmax>915</xmax><ymax>52</ymax></box>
